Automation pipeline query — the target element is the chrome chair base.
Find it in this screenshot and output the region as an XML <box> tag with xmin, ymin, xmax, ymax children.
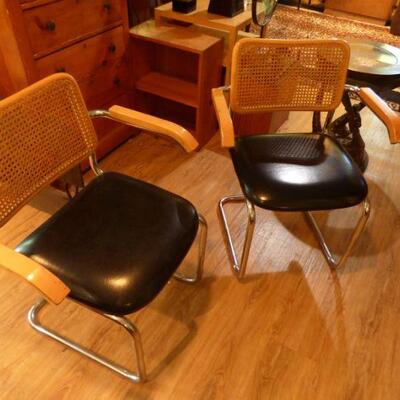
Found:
<box><xmin>174</xmin><ymin>214</ymin><xmax>208</xmax><ymax>284</ymax></box>
<box><xmin>28</xmin><ymin>298</ymin><xmax>147</xmax><ymax>383</ymax></box>
<box><xmin>218</xmin><ymin>195</ymin><xmax>255</xmax><ymax>279</ymax></box>
<box><xmin>218</xmin><ymin>195</ymin><xmax>370</xmax><ymax>277</ymax></box>
<box><xmin>27</xmin><ymin>216</ymin><xmax>207</xmax><ymax>383</ymax></box>
<box><xmin>304</xmin><ymin>198</ymin><xmax>370</xmax><ymax>269</ymax></box>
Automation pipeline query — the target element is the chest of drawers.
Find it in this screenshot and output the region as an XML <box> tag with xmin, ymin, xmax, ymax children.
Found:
<box><xmin>0</xmin><ymin>0</ymin><xmax>133</xmax><ymax>160</ymax></box>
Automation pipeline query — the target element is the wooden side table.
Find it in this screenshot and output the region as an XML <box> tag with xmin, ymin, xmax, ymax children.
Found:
<box><xmin>154</xmin><ymin>0</ymin><xmax>262</xmax><ymax>83</ymax></box>
<box><xmin>130</xmin><ymin>21</ymin><xmax>223</xmax><ymax>146</ymax></box>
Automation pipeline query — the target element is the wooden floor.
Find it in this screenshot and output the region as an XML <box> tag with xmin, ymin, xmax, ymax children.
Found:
<box><xmin>1</xmin><ymin>108</ymin><xmax>400</xmax><ymax>399</ymax></box>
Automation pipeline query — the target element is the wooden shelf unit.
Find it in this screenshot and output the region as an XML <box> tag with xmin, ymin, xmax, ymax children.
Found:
<box><xmin>130</xmin><ymin>21</ymin><xmax>223</xmax><ymax>146</ymax></box>
<box><xmin>136</xmin><ymin>72</ymin><xmax>198</xmax><ymax>108</ymax></box>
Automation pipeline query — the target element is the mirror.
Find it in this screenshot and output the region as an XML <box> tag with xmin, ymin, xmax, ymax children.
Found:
<box><xmin>252</xmin><ymin>0</ymin><xmax>278</xmax><ymax>37</ymax></box>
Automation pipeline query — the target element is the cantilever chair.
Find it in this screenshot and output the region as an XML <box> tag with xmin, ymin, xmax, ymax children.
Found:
<box><xmin>0</xmin><ymin>73</ymin><xmax>207</xmax><ymax>382</ymax></box>
<box><xmin>212</xmin><ymin>38</ymin><xmax>400</xmax><ymax>278</ymax></box>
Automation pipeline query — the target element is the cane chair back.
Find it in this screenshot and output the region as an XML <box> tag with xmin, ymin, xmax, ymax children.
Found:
<box><xmin>230</xmin><ymin>39</ymin><xmax>350</xmax><ymax>114</ymax></box>
<box><xmin>0</xmin><ymin>74</ymin><xmax>97</xmax><ymax>227</ymax></box>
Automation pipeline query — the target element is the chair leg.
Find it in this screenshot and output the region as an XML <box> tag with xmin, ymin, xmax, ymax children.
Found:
<box><xmin>28</xmin><ymin>297</ymin><xmax>147</xmax><ymax>383</ymax></box>
<box><xmin>218</xmin><ymin>195</ymin><xmax>256</xmax><ymax>279</ymax></box>
<box><xmin>174</xmin><ymin>213</ymin><xmax>208</xmax><ymax>284</ymax></box>
<box><xmin>304</xmin><ymin>198</ymin><xmax>371</xmax><ymax>269</ymax></box>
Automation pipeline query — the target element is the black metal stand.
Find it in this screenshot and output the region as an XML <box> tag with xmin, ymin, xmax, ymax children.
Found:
<box><xmin>328</xmin><ymin>92</ymin><xmax>369</xmax><ymax>172</ymax></box>
<box><xmin>314</xmin><ymin>73</ymin><xmax>400</xmax><ymax>172</ymax></box>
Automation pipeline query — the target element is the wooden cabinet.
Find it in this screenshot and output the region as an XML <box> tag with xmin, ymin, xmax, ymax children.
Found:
<box><xmin>130</xmin><ymin>21</ymin><xmax>223</xmax><ymax>146</ymax></box>
<box><xmin>23</xmin><ymin>0</ymin><xmax>123</xmax><ymax>56</ymax></box>
<box><xmin>0</xmin><ymin>0</ymin><xmax>134</xmax><ymax>160</ymax></box>
<box><xmin>325</xmin><ymin>0</ymin><xmax>396</xmax><ymax>23</ymax></box>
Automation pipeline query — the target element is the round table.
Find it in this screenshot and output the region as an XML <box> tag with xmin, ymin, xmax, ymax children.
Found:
<box><xmin>323</xmin><ymin>40</ymin><xmax>400</xmax><ymax>171</ymax></box>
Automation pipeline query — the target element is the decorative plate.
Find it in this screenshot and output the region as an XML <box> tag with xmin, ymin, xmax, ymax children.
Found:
<box><xmin>348</xmin><ymin>40</ymin><xmax>400</xmax><ymax>76</ymax></box>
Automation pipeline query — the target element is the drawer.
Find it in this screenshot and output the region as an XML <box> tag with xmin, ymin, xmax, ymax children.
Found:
<box><xmin>23</xmin><ymin>0</ymin><xmax>122</xmax><ymax>57</ymax></box>
<box><xmin>36</xmin><ymin>26</ymin><xmax>125</xmax><ymax>81</ymax></box>
<box><xmin>78</xmin><ymin>56</ymin><xmax>128</xmax><ymax>109</ymax></box>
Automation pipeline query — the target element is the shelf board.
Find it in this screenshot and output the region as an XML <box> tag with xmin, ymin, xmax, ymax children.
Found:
<box><xmin>130</xmin><ymin>20</ymin><xmax>222</xmax><ymax>54</ymax></box>
<box><xmin>136</xmin><ymin>72</ymin><xmax>198</xmax><ymax>108</ymax></box>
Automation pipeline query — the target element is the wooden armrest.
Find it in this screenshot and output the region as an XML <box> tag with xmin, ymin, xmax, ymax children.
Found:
<box><xmin>108</xmin><ymin>105</ymin><xmax>198</xmax><ymax>152</ymax></box>
<box><xmin>0</xmin><ymin>244</ymin><xmax>70</xmax><ymax>304</ymax></box>
<box><xmin>358</xmin><ymin>87</ymin><xmax>400</xmax><ymax>144</ymax></box>
<box><xmin>212</xmin><ymin>87</ymin><xmax>235</xmax><ymax>148</ymax></box>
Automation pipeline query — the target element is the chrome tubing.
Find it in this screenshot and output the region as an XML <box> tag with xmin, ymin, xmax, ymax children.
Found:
<box><xmin>304</xmin><ymin>198</ymin><xmax>370</xmax><ymax>269</ymax></box>
<box><xmin>28</xmin><ymin>298</ymin><xmax>147</xmax><ymax>383</ymax></box>
<box><xmin>174</xmin><ymin>213</ymin><xmax>208</xmax><ymax>284</ymax></box>
<box><xmin>218</xmin><ymin>195</ymin><xmax>256</xmax><ymax>279</ymax></box>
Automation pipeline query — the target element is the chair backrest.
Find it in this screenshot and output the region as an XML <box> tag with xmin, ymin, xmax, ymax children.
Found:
<box><xmin>0</xmin><ymin>73</ymin><xmax>97</xmax><ymax>227</ymax></box>
<box><xmin>230</xmin><ymin>38</ymin><xmax>350</xmax><ymax>114</ymax></box>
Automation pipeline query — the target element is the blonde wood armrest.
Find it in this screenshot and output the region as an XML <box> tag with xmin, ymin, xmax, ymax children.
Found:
<box><xmin>212</xmin><ymin>87</ymin><xmax>235</xmax><ymax>148</ymax></box>
<box><xmin>0</xmin><ymin>244</ymin><xmax>70</xmax><ymax>304</ymax></box>
<box><xmin>108</xmin><ymin>105</ymin><xmax>198</xmax><ymax>152</ymax></box>
<box><xmin>358</xmin><ymin>87</ymin><xmax>400</xmax><ymax>144</ymax></box>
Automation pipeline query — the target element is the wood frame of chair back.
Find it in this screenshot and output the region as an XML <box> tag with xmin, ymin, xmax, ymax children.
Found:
<box><xmin>230</xmin><ymin>38</ymin><xmax>350</xmax><ymax>114</ymax></box>
<box><xmin>213</xmin><ymin>38</ymin><xmax>400</xmax><ymax>147</ymax></box>
<box><xmin>0</xmin><ymin>73</ymin><xmax>98</xmax><ymax>228</ymax></box>
<box><xmin>0</xmin><ymin>72</ymin><xmax>200</xmax><ymax>308</ymax></box>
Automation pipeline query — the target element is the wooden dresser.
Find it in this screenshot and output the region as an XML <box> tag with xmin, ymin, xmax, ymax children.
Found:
<box><xmin>0</xmin><ymin>0</ymin><xmax>134</xmax><ymax>159</ymax></box>
<box><xmin>325</xmin><ymin>0</ymin><xmax>396</xmax><ymax>24</ymax></box>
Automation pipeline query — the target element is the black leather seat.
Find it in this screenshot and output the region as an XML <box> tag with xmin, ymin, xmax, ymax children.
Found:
<box><xmin>214</xmin><ymin>39</ymin><xmax>373</xmax><ymax>277</ymax></box>
<box><xmin>230</xmin><ymin>133</ymin><xmax>368</xmax><ymax>211</ymax></box>
<box><xmin>16</xmin><ymin>172</ymin><xmax>199</xmax><ymax>316</ymax></box>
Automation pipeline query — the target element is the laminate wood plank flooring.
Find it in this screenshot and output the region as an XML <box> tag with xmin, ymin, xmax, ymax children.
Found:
<box><xmin>1</xmin><ymin>108</ymin><xmax>400</xmax><ymax>399</ymax></box>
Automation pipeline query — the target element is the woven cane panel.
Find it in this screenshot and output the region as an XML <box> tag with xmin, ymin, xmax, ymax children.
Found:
<box><xmin>230</xmin><ymin>39</ymin><xmax>350</xmax><ymax>114</ymax></box>
<box><xmin>0</xmin><ymin>74</ymin><xmax>97</xmax><ymax>226</ymax></box>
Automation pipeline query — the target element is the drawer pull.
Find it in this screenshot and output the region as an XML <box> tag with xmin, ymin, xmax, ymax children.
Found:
<box><xmin>108</xmin><ymin>43</ymin><xmax>117</xmax><ymax>53</ymax></box>
<box><xmin>45</xmin><ymin>20</ymin><xmax>56</xmax><ymax>31</ymax></box>
<box><xmin>113</xmin><ymin>77</ymin><xmax>121</xmax><ymax>86</ymax></box>
<box><xmin>103</xmin><ymin>2</ymin><xmax>112</xmax><ymax>11</ymax></box>
<box><xmin>55</xmin><ymin>67</ymin><xmax>66</xmax><ymax>73</ymax></box>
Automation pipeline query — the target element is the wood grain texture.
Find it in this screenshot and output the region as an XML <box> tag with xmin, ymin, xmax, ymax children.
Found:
<box><xmin>212</xmin><ymin>87</ymin><xmax>235</xmax><ymax>147</ymax></box>
<box><xmin>35</xmin><ymin>26</ymin><xmax>126</xmax><ymax>81</ymax></box>
<box><xmin>109</xmin><ymin>105</ymin><xmax>198</xmax><ymax>151</ymax></box>
<box><xmin>130</xmin><ymin>21</ymin><xmax>223</xmax><ymax>54</ymax></box>
<box><xmin>0</xmin><ymin>0</ymin><xmax>132</xmax><ymax>160</ymax></box>
<box><xmin>1</xmin><ymin>107</ymin><xmax>400</xmax><ymax>399</ymax></box>
<box><xmin>130</xmin><ymin>21</ymin><xmax>223</xmax><ymax>146</ymax></box>
<box><xmin>0</xmin><ymin>0</ymin><xmax>31</xmax><ymax>94</ymax></box>
<box><xmin>23</xmin><ymin>0</ymin><xmax>122</xmax><ymax>57</ymax></box>
<box><xmin>359</xmin><ymin>87</ymin><xmax>400</xmax><ymax>144</ymax></box>
<box><xmin>154</xmin><ymin>0</ymin><xmax>263</xmax><ymax>83</ymax></box>
<box><xmin>325</xmin><ymin>0</ymin><xmax>396</xmax><ymax>21</ymax></box>
<box><xmin>0</xmin><ymin>244</ymin><xmax>70</xmax><ymax>305</ymax></box>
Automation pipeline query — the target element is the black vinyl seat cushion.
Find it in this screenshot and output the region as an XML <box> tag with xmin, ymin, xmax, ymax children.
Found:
<box><xmin>230</xmin><ymin>134</ymin><xmax>368</xmax><ymax>211</ymax></box>
<box><xmin>16</xmin><ymin>172</ymin><xmax>199</xmax><ymax>316</ymax></box>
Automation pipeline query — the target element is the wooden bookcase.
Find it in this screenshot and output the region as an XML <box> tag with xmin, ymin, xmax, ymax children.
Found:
<box><xmin>130</xmin><ymin>21</ymin><xmax>224</xmax><ymax>146</ymax></box>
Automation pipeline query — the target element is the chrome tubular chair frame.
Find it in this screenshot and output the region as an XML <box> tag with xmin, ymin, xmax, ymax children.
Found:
<box><xmin>218</xmin><ymin>195</ymin><xmax>256</xmax><ymax>279</ymax></box>
<box><xmin>304</xmin><ymin>198</ymin><xmax>370</xmax><ymax>269</ymax></box>
<box><xmin>174</xmin><ymin>214</ymin><xmax>208</xmax><ymax>284</ymax></box>
<box><xmin>28</xmin><ymin>297</ymin><xmax>147</xmax><ymax>383</ymax></box>
<box><xmin>25</xmin><ymin>114</ymin><xmax>208</xmax><ymax>382</ymax></box>
<box><xmin>219</xmin><ymin>194</ymin><xmax>370</xmax><ymax>277</ymax></box>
